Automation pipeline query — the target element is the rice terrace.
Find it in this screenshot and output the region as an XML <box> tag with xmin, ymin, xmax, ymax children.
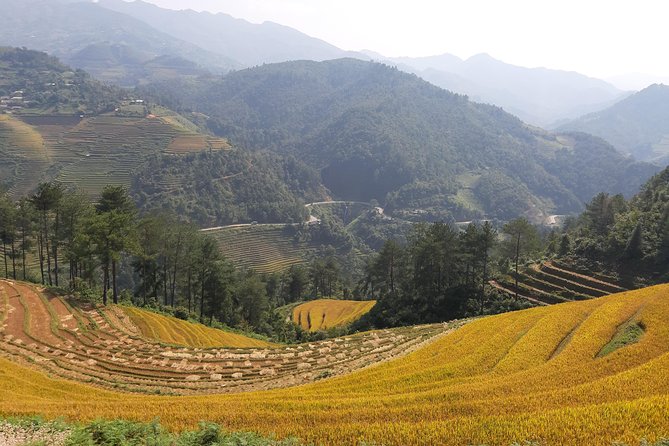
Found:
<box><xmin>2</xmin><ymin>4</ymin><xmax>669</xmax><ymax>445</ymax></box>
<box><xmin>2</xmin><ymin>279</ymin><xmax>669</xmax><ymax>445</ymax></box>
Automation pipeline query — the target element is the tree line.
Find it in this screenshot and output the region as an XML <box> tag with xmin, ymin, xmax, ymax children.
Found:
<box><xmin>354</xmin><ymin>218</ymin><xmax>542</xmax><ymax>328</ymax></box>
<box><xmin>0</xmin><ymin>183</ymin><xmax>353</xmax><ymax>340</ymax></box>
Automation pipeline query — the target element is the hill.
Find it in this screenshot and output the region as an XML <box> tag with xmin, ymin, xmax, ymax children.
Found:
<box><xmin>96</xmin><ymin>0</ymin><xmax>358</xmax><ymax>67</ymax></box>
<box><xmin>371</xmin><ymin>52</ymin><xmax>627</xmax><ymax>127</ymax></box>
<box><xmin>141</xmin><ymin>58</ymin><xmax>658</xmax><ymax>222</ymax></box>
<box><xmin>291</xmin><ymin>299</ymin><xmax>376</xmax><ymax>331</ymax></box>
<box><xmin>2</xmin><ymin>279</ymin><xmax>669</xmax><ymax>444</ymax></box>
<box><xmin>0</xmin><ymin>279</ymin><xmax>443</xmax><ymax>395</ymax></box>
<box><xmin>555</xmin><ymin>164</ymin><xmax>669</xmax><ymax>285</ymax></box>
<box><xmin>558</xmin><ymin>84</ymin><xmax>669</xmax><ymax>164</ymax></box>
<box><xmin>205</xmin><ymin>225</ymin><xmax>315</xmax><ymax>274</ymax></box>
<box><xmin>121</xmin><ymin>306</ymin><xmax>273</xmax><ymax>348</ymax></box>
<box><xmin>0</xmin><ymin>0</ymin><xmax>235</xmax><ymax>85</ymax></box>
<box><xmin>0</xmin><ymin>48</ymin><xmax>323</xmax><ymax>225</ymax></box>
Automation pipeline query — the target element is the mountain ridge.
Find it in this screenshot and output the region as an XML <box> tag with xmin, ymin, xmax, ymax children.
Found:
<box><xmin>558</xmin><ymin>83</ymin><xmax>669</xmax><ymax>164</ymax></box>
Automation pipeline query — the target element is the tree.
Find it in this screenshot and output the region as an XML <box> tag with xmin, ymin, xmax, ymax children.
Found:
<box><xmin>30</xmin><ymin>183</ymin><xmax>64</xmax><ymax>285</ymax></box>
<box><xmin>501</xmin><ymin>218</ymin><xmax>541</xmax><ymax>298</ymax></box>
<box><xmin>0</xmin><ymin>195</ymin><xmax>17</xmax><ymax>279</ymax></box>
<box><xmin>623</xmin><ymin>222</ymin><xmax>644</xmax><ymax>262</ymax></box>
<box><xmin>92</xmin><ymin>186</ymin><xmax>136</xmax><ymax>305</ymax></box>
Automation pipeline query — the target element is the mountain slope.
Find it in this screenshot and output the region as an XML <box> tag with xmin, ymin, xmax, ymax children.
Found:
<box><xmin>558</xmin><ymin>84</ymin><xmax>669</xmax><ymax>164</ymax></box>
<box><xmin>0</xmin><ymin>48</ymin><xmax>325</xmax><ymax>223</ymax></box>
<box><xmin>2</xmin><ymin>282</ymin><xmax>669</xmax><ymax>445</ymax></box>
<box><xmin>0</xmin><ymin>0</ymin><xmax>236</xmax><ymax>84</ymax></box>
<box><xmin>141</xmin><ymin>58</ymin><xmax>657</xmax><ymax>222</ymax></box>
<box><xmin>377</xmin><ymin>52</ymin><xmax>627</xmax><ymax>127</ymax></box>
<box><xmin>97</xmin><ymin>0</ymin><xmax>357</xmax><ymax>67</ymax></box>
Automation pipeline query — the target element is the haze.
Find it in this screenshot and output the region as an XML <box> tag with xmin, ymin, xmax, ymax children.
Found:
<box><xmin>139</xmin><ymin>0</ymin><xmax>669</xmax><ymax>89</ymax></box>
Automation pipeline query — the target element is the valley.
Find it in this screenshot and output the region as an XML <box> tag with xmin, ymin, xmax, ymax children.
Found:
<box><xmin>0</xmin><ymin>2</ymin><xmax>668</xmax><ymax>443</ymax></box>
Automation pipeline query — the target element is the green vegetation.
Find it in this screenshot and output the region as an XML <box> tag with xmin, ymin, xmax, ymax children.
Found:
<box><xmin>552</xmin><ymin>165</ymin><xmax>669</xmax><ymax>286</ymax></box>
<box><xmin>132</xmin><ymin>150</ymin><xmax>324</xmax><ymax>227</ymax></box>
<box><xmin>559</xmin><ymin>84</ymin><xmax>669</xmax><ymax>164</ymax></box>
<box><xmin>140</xmin><ymin>59</ymin><xmax>657</xmax><ymax>222</ymax></box>
<box><xmin>0</xmin><ymin>47</ymin><xmax>120</xmax><ymax>114</ymax></box>
<box><xmin>0</xmin><ymin>418</ymin><xmax>300</xmax><ymax>446</ymax></box>
<box><xmin>597</xmin><ymin>320</ymin><xmax>645</xmax><ymax>357</ymax></box>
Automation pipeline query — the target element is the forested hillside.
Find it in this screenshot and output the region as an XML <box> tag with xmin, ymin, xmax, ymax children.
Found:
<box><xmin>0</xmin><ymin>48</ymin><xmax>324</xmax><ymax>225</ymax></box>
<box><xmin>556</xmin><ymin>164</ymin><xmax>669</xmax><ymax>285</ymax></box>
<box><xmin>131</xmin><ymin>150</ymin><xmax>326</xmax><ymax>226</ymax></box>
<box><xmin>380</xmin><ymin>52</ymin><xmax>626</xmax><ymax>127</ymax></box>
<box><xmin>141</xmin><ymin>59</ymin><xmax>658</xmax><ymax>222</ymax></box>
<box><xmin>558</xmin><ymin>84</ymin><xmax>669</xmax><ymax>164</ymax></box>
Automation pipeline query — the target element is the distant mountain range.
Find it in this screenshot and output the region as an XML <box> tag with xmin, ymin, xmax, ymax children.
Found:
<box><xmin>558</xmin><ymin>84</ymin><xmax>669</xmax><ymax>165</ymax></box>
<box><xmin>97</xmin><ymin>0</ymin><xmax>361</xmax><ymax>66</ymax></box>
<box><xmin>140</xmin><ymin>58</ymin><xmax>658</xmax><ymax>222</ymax></box>
<box><xmin>0</xmin><ymin>0</ymin><xmax>635</xmax><ymax>126</ymax></box>
<box><xmin>366</xmin><ymin>52</ymin><xmax>628</xmax><ymax>127</ymax></box>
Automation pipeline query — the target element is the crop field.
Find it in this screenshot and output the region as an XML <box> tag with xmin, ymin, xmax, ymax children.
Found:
<box><xmin>0</xmin><ymin>281</ymin><xmax>668</xmax><ymax>445</ymax></box>
<box><xmin>122</xmin><ymin>306</ymin><xmax>274</xmax><ymax>349</ymax></box>
<box><xmin>292</xmin><ymin>299</ymin><xmax>376</xmax><ymax>331</ymax></box>
<box><xmin>492</xmin><ymin>260</ymin><xmax>628</xmax><ymax>306</ymax></box>
<box><xmin>208</xmin><ymin>225</ymin><xmax>317</xmax><ymax>274</ymax></box>
<box><xmin>0</xmin><ymin>113</ymin><xmax>228</xmax><ymax>198</ymax></box>
<box><xmin>0</xmin><ymin>279</ymin><xmax>443</xmax><ymax>397</ymax></box>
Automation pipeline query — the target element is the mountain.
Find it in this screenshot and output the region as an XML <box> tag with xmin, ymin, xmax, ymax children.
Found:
<box><xmin>0</xmin><ymin>0</ymin><xmax>236</xmax><ymax>84</ymax></box>
<box><xmin>96</xmin><ymin>0</ymin><xmax>360</xmax><ymax>67</ymax></box>
<box><xmin>139</xmin><ymin>58</ymin><xmax>658</xmax><ymax>222</ymax></box>
<box><xmin>371</xmin><ymin>52</ymin><xmax>628</xmax><ymax>127</ymax></box>
<box><xmin>557</xmin><ymin>84</ymin><xmax>669</xmax><ymax>165</ymax></box>
<box><xmin>0</xmin><ymin>48</ymin><xmax>325</xmax><ymax>224</ymax></box>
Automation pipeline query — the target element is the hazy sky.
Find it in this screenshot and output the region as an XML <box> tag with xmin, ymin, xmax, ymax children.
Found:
<box><xmin>139</xmin><ymin>0</ymin><xmax>668</xmax><ymax>86</ymax></box>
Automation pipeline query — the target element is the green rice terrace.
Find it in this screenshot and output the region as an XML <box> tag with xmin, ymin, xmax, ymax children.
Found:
<box><xmin>0</xmin><ymin>113</ymin><xmax>229</xmax><ymax>198</ymax></box>
<box><xmin>491</xmin><ymin>259</ymin><xmax>628</xmax><ymax>306</ymax></box>
<box><xmin>205</xmin><ymin>225</ymin><xmax>322</xmax><ymax>274</ymax></box>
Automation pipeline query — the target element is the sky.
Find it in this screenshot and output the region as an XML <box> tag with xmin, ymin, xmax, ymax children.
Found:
<box><xmin>139</xmin><ymin>0</ymin><xmax>669</xmax><ymax>89</ymax></box>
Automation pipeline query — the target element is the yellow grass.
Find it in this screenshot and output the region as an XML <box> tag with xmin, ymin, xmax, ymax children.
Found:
<box><xmin>121</xmin><ymin>306</ymin><xmax>274</xmax><ymax>348</ymax></box>
<box><xmin>1</xmin><ymin>285</ymin><xmax>669</xmax><ymax>445</ymax></box>
<box><xmin>0</xmin><ymin>114</ymin><xmax>48</xmax><ymax>160</ymax></box>
<box><xmin>292</xmin><ymin>299</ymin><xmax>376</xmax><ymax>331</ymax></box>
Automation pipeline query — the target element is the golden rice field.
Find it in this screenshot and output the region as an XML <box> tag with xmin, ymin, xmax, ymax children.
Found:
<box><xmin>122</xmin><ymin>306</ymin><xmax>273</xmax><ymax>349</ymax></box>
<box><xmin>1</xmin><ymin>281</ymin><xmax>669</xmax><ymax>445</ymax></box>
<box><xmin>292</xmin><ymin>299</ymin><xmax>376</xmax><ymax>331</ymax></box>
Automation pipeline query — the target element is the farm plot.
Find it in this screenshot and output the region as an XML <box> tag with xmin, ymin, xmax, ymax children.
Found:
<box><xmin>3</xmin><ymin>114</ymin><xmax>226</xmax><ymax>198</ymax></box>
<box><xmin>122</xmin><ymin>306</ymin><xmax>274</xmax><ymax>349</ymax></box>
<box><xmin>492</xmin><ymin>260</ymin><xmax>627</xmax><ymax>306</ymax></box>
<box><xmin>209</xmin><ymin>226</ymin><xmax>316</xmax><ymax>274</ymax></box>
<box><xmin>292</xmin><ymin>299</ymin><xmax>376</xmax><ymax>331</ymax></box>
<box><xmin>1</xmin><ymin>283</ymin><xmax>669</xmax><ymax>445</ymax></box>
<box><xmin>0</xmin><ymin>280</ymin><xmax>447</xmax><ymax>396</ymax></box>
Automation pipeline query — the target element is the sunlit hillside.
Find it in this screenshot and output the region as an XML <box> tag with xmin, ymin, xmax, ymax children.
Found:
<box><xmin>1</xmin><ymin>281</ymin><xmax>668</xmax><ymax>445</ymax></box>
<box><xmin>292</xmin><ymin>299</ymin><xmax>376</xmax><ymax>331</ymax></box>
<box><xmin>121</xmin><ymin>306</ymin><xmax>273</xmax><ymax>349</ymax></box>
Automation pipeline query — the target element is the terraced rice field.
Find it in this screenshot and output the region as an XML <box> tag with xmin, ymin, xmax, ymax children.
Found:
<box><xmin>208</xmin><ymin>225</ymin><xmax>316</xmax><ymax>274</ymax></box>
<box><xmin>1</xmin><ymin>114</ymin><xmax>228</xmax><ymax>198</ymax></box>
<box><xmin>122</xmin><ymin>306</ymin><xmax>273</xmax><ymax>349</ymax></box>
<box><xmin>292</xmin><ymin>299</ymin><xmax>376</xmax><ymax>331</ymax></box>
<box><xmin>1</xmin><ymin>281</ymin><xmax>668</xmax><ymax>445</ymax></box>
<box><xmin>492</xmin><ymin>260</ymin><xmax>627</xmax><ymax>306</ymax></box>
<box><xmin>0</xmin><ymin>115</ymin><xmax>51</xmax><ymax>197</ymax></box>
<box><xmin>0</xmin><ymin>280</ymin><xmax>443</xmax><ymax>396</ymax></box>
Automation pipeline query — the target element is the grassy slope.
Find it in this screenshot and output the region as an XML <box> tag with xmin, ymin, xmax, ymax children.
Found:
<box><xmin>1</xmin><ymin>285</ymin><xmax>669</xmax><ymax>445</ymax></box>
<box><xmin>0</xmin><ymin>112</ymin><xmax>228</xmax><ymax>198</ymax></box>
<box><xmin>121</xmin><ymin>306</ymin><xmax>273</xmax><ymax>349</ymax></box>
<box><xmin>207</xmin><ymin>226</ymin><xmax>313</xmax><ymax>274</ymax></box>
<box><xmin>292</xmin><ymin>299</ymin><xmax>376</xmax><ymax>331</ymax></box>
